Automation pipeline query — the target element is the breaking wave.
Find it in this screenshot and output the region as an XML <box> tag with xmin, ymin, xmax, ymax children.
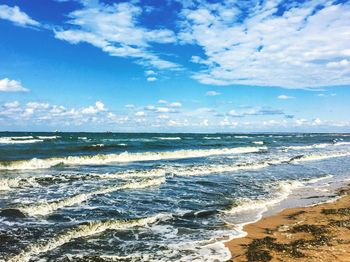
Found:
<box><xmin>157</xmin><ymin>137</ymin><xmax>182</xmax><ymax>140</ymax></box>
<box><xmin>18</xmin><ymin>177</ymin><xmax>165</xmax><ymax>216</ymax></box>
<box><xmin>224</xmin><ymin>180</ymin><xmax>304</xmax><ymax>216</ymax></box>
<box><xmin>284</xmin><ymin>141</ymin><xmax>350</xmax><ymax>151</ymax></box>
<box><xmin>0</xmin><ymin>137</ymin><xmax>43</xmax><ymax>144</ymax></box>
<box><xmin>0</xmin><ymin>147</ymin><xmax>265</xmax><ymax>170</ymax></box>
<box><xmin>1</xmin><ymin>150</ymin><xmax>349</xmax><ymax>191</ymax></box>
<box><xmin>7</xmin><ymin>213</ymin><xmax>171</xmax><ymax>262</ymax></box>
<box><xmin>36</xmin><ymin>136</ymin><xmax>61</xmax><ymax>140</ymax></box>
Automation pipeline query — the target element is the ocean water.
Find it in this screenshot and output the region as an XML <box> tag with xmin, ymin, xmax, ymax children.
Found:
<box><xmin>1</xmin><ymin>132</ymin><xmax>350</xmax><ymax>261</ymax></box>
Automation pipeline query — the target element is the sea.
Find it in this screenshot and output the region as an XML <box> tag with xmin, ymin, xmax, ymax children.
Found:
<box><xmin>1</xmin><ymin>132</ymin><xmax>350</xmax><ymax>262</ymax></box>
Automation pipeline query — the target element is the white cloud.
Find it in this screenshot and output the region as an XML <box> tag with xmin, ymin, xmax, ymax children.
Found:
<box><xmin>147</xmin><ymin>77</ymin><xmax>157</xmax><ymax>82</ymax></box>
<box><xmin>169</xmin><ymin>102</ymin><xmax>182</xmax><ymax>108</ymax></box>
<box><xmin>81</xmin><ymin>106</ymin><xmax>97</xmax><ymax>114</ymax></box>
<box><xmin>0</xmin><ymin>5</ymin><xmax>39</xmax><ymax>27</ymax></box>
<box><xmin>228</xmin><ymin>109</ymin><xmax>240</xmax><ymax>117</ymax></box>
<box><xmin>82</xmin><ymin>101</ymin><xmax>106</xmax><ymax>114</ymax></box>
<box><xmin>201</xmin><ymin>119</ymin><xmax>209</xmax><ymax>126</ymax></box>
<box><xmin>125</xmin><ymin>104</ymin><xmax>135</xmax><ymax>108</ymax></box>
<box><xmin>145</xmin><ymin>104</ymin><xmax>179</xmax><ymax>113</ymax></box>
<box><xmin>26</xmin><ymin>102</ymin><xmax>49</xmax><ymax>110</ymax></box>
<box><xmin>145</xmin><ymin>105</ymin><xmax>156</xmax><ymax>111</ymax></box>
<box><xmin>156</xmin><ymin>107</ymin><xmax>171</xmax><ymax>113</ymax></box>
<box><xmin>0</xmin><ymin>78</ymin><xmax>29</xmax><ymax>92</ymax></box>
<box><xmin>326</xmin><ymin>59</ymin><xmax>349</xmax><ymax>68</ymax></box>
<box><xmin>135</xmin><ymin>111</ymin><xmax>146</xmax><ymax>117</ymax></box>
<box><xmin>145</xmin><ymin>70</ymin><xmax>156</xmax><ymax>76</ymax></box>
<box><xmin>295</xmin><ymin>118</ymin><xmax>308</xmax><ymax>126</ymax></box>
<box><xmin>219</xmin><ymin>117</ymin><xmax>238</xmax><ymax>128</ymax></box>
<box><xmin>54</xmin><ymin>2</ymin><xmax>180</xmax><ymax>71</ymax></box>
<box><xmin>179</xmin><ymin>1</ymin><xmax>350</xmax><ymax>88</ymax></box>
<box><xmin>277</xmin><ymin>95</ymin><xmax>294</xmax><ymax>100</ymax></box>
<box><xmin>4</xmin><ymin>101</ymin><xmax>20</xmax><ymax>109</ymax></box>
<box><xmin>158</xmin><ymin>114</ymin><xmax>169</xmax><ymax>119</ymax></box>
<box><xmin>205</xmin><ymin>90</ymin><xmax>221</xmax><ymax>96</ymax></box>
<box><xmin>157</xmin><ymin>99</ymin><xmax>168</xmax><ymax>104</ymax></box>
<box><xmin>95</xmin><ymin>101</ymin><xmax>105</xmax><ymax>111</ymax></box>
<box><xmin>313</xmin><ymin>118</ymin><xmax>322</xmax><ymax>125</ymax></box>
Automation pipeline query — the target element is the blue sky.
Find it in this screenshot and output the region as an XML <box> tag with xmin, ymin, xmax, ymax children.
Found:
<box><xmin>0</xmin><ymin>0</ymin><xmax>349</xmax><ymax>132</ymax></box>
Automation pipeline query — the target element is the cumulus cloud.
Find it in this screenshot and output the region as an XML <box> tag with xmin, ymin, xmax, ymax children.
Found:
<box><xmin>0</xmin><ymin>5</ymin><xmax>39</xmax><ymax>27</ymax></box>
<box><xmin>95</xmin><ymin>101</ymin><xmax>105</xmax><ymax>111</ymax></box>
<box><xmin>54</xmin><ymin>1</ymin><xmax>180</xmax><ymax>71</ymax></box>
<box><xmin>82</xmin><ymin>101</ymin><xmax>106</xmax><ymax>114</ymax></box>
<box><xmin>0</xmin><ymin>78</ymin><xmax>29</xmax><ymax>92</ymax></box>
<box><xmin>179</xmin><ymin>0</ymin><xmax>350</xmax><ymax>88</ymax></box>
<box><xmin>1</xmin><ymin>99</ymin><xmax>349</xmax><ymax>131</ymax></box>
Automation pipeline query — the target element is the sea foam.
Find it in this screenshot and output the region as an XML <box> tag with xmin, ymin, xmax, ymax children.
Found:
<box><xmin>0</xmin><ymin>147</ymin><xmax>265</xmax><ymax>170</ymax></box>
<box><xmin>18</xmin><ymin>177</ymin><xmax>165</xmax><ymax>216</ymax></box>
<box><xmin>7</xmin><ymin>213</ymin><xmax>171</xmax><ymax>262</ymax></box>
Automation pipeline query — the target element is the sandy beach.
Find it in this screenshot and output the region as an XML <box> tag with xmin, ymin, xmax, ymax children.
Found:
<box><xmin>226</xmin><ymin>186</ymin><xmax>350</xmax><ymax>261</ymax></box>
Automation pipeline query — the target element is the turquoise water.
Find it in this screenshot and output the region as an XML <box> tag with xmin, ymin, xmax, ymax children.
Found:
<box><xmin>1</xmin><ymin>132</ymin><xmax>350</xmax><ymax>261</ymax></box>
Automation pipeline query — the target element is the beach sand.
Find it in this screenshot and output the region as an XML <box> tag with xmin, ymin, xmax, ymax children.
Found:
<box><xmin>226</xmin><ymin>186</ymin><xmax>350</xmax><ymax>262</ymax></box>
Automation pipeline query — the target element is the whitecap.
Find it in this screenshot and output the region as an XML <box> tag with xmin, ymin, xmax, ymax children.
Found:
<box><xmin>0</xmin><ymin>146</ymin><xmax>266</xmax><ymax>170</ymax></box>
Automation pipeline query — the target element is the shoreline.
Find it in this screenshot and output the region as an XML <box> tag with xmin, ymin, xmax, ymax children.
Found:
<box><xmin>225</xmin><ymin>186</ymin><xmax>350</xmax><ymax>261</ymax></box>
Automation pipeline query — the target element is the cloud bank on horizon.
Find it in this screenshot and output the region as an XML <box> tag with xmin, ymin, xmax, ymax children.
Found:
<box><xmin>0</xmin><ymin>0</ymin><xmax>349</xmax><ymax>132</ymax></box>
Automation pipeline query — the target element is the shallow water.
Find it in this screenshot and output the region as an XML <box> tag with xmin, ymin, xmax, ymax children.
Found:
<box><xmin>1</xmin><ymin>132</ymin><xmax>350</xmax><ymax>261</ymax></box>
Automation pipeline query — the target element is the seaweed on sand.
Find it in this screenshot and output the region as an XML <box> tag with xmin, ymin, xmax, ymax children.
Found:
<box><xmin>244</xmin><ymin>223</ymin><xmax>333</xmax><ymax>261</ymax></box>
<box><xmin>322</xmin><ymin>207</ymin><xmax>350</xmax><ymax>215</ymax></box>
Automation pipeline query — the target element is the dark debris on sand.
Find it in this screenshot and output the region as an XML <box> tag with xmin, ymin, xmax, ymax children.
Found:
<box><xmin>242</xmin><ymin>204</ymin><xmax>350</xmax><ymax>261</ymax></box>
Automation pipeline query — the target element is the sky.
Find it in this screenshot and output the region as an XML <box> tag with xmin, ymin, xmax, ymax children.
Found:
<box><xmin>0</xmin><ymin>0</ymin><xmax>349</xmax><ymax>132</ymax></box>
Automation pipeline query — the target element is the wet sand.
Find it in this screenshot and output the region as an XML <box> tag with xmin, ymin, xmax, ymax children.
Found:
<box><xmin>226</xmin><ymin>186</ymin><xmax>350</xmax><ymax>262</ymax></box>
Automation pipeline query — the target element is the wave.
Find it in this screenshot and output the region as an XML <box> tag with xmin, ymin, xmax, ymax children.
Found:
<box><xmin>5</xmin><ymin>136</ymin><xmax>34</xmax><ymax>139</ymax></box>
<box><xmin>335</xmin><ymin>142</ymin><xmax>350</xmax><ymax>146</ymax></box>
<box><xmin>18</xmin><ymin>177</ymin><xmax>165</xmax><ymax>216</ymax></box>
<box><xmin>224</xmin><ymin>173</ymin><xmax>336</xmax><ymax>222</ymax></box>
<box><xmin>7</xmin><ymin>213</ymin><xmax>171</xmax><ymax>262</ymax></box>
<box><xmin>284</xmin><ymin>143</ymin><xmax>331</xmax><ymax>150</ymax></box>
<box><xmin>303</xmin><ymin>174</ymin><xmax>333</xmax><ymax>184</ymax></box>
<box><xmin>2</xmin><ymin>150</ymin><xmax>347</xmax><ymax>191</ymax></box>
<box><xmin>252</xmin><ymin>141</ymin><xmax>264</xmax><ymax>145</ymax></box>
<box><xmin>168</xmin><ymin>162</ymin><xmax>271</xmax><ymax>177</ymax></box>
<box><xmin>203</xmin><ymin>137</ymin><xmax>222</xmax><ymax>140</ymax></box>
<box><xmin>0</xmin><ymin>177</ymin><xmax>40</xmax><ymax>191</ymax></box>
<box><xmin>291</xmin><ymin>152</ymin><xmax>350</xmax><ymax>163</ymax></box>
<box><xmin>0</xmin><ymin>169</ymin><xmax>167</xmax><ymax>191</ymax></box>
<box><xmin>284</xmin><ymin>141</ymin><xmax>350</xmax><ymax>151</ymax></box>
<box><xmin>0</xmin><ymin>137</ymin><xmax>43</xmax><ymax>144</ymax></box>
<box><xmin>0</xmin><ymin>147</ymin><xmax>265</xmax><ymax>170</ymax></box>
<box><xmin>36</xmin><ymin>136</ymin><xmax>61</xmax><ymax>140</ymax></box>
<box><xmin>157</xmin><ymin>137</ymin><xmax>182</xmax><ymax>140</ymax></box>
<box><xmin>91</xmin><ymin>144</ymin><xmax>104</xmax><ymax>147</ymax></box>
<box><xmin>234</xmin><ymin>136</ymin><xmax>250</xmax><ymax>138</ymax></box>
<box><xmin>224</xmin><ymin>180</ymin><xmax>303</xmax><ymax>215</ymax></box>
